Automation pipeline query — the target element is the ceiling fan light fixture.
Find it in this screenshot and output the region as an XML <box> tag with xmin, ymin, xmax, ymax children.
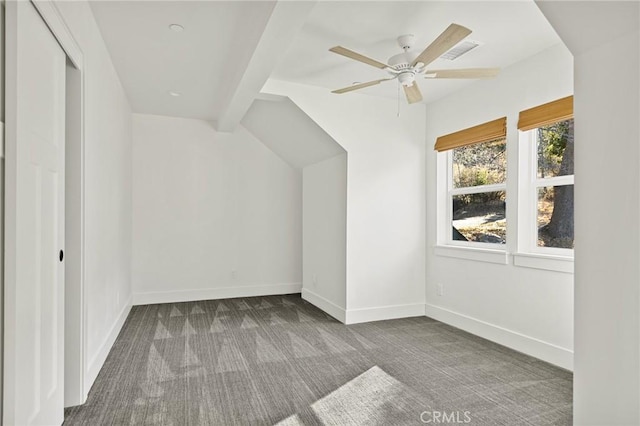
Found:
<box><xmin>398</xmin><ymin>72</ymin><xmax>415</xmax><ymax>87</ymax></box>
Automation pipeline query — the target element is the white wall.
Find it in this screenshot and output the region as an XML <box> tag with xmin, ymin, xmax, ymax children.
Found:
<box><xmin>424</xmin><ymin>44</ymin><xmax>574</xmax><ymax>369</ymax></box>
<box><xmin>574</xmin><ymin>28</ymin><xmax>640</xmax><ymax>425</ymax></box>
<box><xmin>131</xmin><ymin>114</ymin><xmax>302</xmax><ymax>303</ymax></box>
<box><xmin>242</xmin><ymin>97</ymin><xmax>347</xmax><ymax>319</ymax></box>
<box><xmin>54</xmin><ymin>1</ymin><xmax>133</xmax><ymax>393</ymax></box>
<box><xmin>537</xmin><ymin>1</ymin><xmax>640</xmax><ymax>423</ymax></box>
<box><xmin>302</xmin><ymin>154</ymin><xmax>348</xmax><ymax>321</ymax></box>
<box><xmin>263</xmin><ymin>80</ymin><xmax>426</xmax><ymax>323</ymax></box>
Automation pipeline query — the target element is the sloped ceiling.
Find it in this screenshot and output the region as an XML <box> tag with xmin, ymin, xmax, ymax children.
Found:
<box><xmin>242</xmin><ymin>98</ymin><xmax>345</xmax><ymax>169</ymax></box>
<box><xmin>89</xmin><ymin>1</ymin><xmax>276</xmax><ymax>120</ymax></box>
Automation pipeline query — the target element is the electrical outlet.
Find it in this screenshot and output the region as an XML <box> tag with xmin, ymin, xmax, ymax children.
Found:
<box><xmin>437</xmin><ymin>283</ymin><xmax>444</xmax><ymax>296</ymax></box>
<box><xmin>231</xmin><ymin>270</ymin><xmax>237</xmax><ymax>279</ymax></box>
<box><xmin>312</xmin><ymin>274</ymin><xmax>318</xmax><ymax>287</ymax></box>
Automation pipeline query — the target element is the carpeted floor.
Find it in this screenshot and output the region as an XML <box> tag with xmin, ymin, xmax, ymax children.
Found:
<box><xmin>63</xmin><ymin>294</ymin><xmax>572</xmax><ymax>425</ymax></box>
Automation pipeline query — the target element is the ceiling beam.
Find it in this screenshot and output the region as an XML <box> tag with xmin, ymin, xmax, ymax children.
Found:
<box><xmin>215</xmin><ymin>1</ymin><xmax>316</xmax><ymax>133</ymax></box>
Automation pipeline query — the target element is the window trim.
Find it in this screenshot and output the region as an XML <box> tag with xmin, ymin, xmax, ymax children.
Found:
<box><xmin>435</xmin><ymin>245</ymin><xmax>509</xmax><ymax>265</ymax></box>
<box><xmin>513</xmin><ymin>252</ymin><xmax>573</xmax><ymax>274</ymax></box>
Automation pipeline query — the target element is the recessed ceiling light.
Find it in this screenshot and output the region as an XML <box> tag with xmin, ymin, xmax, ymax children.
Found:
<box><xmin>169</xmin><ymin>24</ymin><xmax>184</xmax><ymax>32</ymax></box>
<box><xmin>169</xmin><ymin>90</ymin><xmax>182</xmax><ymax>97</ymax></box>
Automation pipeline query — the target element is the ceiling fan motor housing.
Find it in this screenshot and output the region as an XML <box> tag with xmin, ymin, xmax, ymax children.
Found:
<box><xmin>388</xmin><ymin>34</ymin><xmax>420</xmax><ymax>75</ymax></box>
<box><xmin>388</xmin><ymin>37</ymin><xmax>420</xmax><ymax>86</ymax></box>
<box><xmin>388</xmin><ymin>52</ymin><xmax>419</xmax><ymax>69</ymax></box>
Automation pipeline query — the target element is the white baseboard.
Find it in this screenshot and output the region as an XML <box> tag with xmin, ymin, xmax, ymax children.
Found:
<box><xmin>301</xmin><ymin>289</ymin><xmax>424</xmax><ymax>325</ymax></box>
<box><xmin>132</xmin><ymin>282</ymin><xmax>303</xmax><ymax>306</ymax></box>
<box><xmin>425</xmin><ymin>303</ymin><xmax>573</xmax><ymax>371</ymax></box>
<box><xmin>345</xmin><ymin>303</ymin><xmax>426</xmax><ymax>325</ymax></box>
<box><xmin>85</xmin><ymin>294</ymin><xmax>133</xmax><ymax>392</ymax></box>
<box><xmin>301</xmin><ymin>288</ymin><xmax>346</xmax><ymax>323</ymax></box>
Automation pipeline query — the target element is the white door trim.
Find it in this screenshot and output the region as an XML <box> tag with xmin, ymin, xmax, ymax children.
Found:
<box><xmin>22</xmin><ymin>0</ymin><xmax>87</xmax><ymax>406</ymax></box>
<box><xmin>31</xmin><ymin>1</ymin><xmax>83</xmax><ymax>71</ymax></box>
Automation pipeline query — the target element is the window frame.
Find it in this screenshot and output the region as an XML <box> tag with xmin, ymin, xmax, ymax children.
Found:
<box><xmin>443</xmin><ymin>139</ymin><xmax>508</xmax><ymax>250</ymax></box>
<box><xmin>518</xmin><ymin>127</ymin><xmax>574</xmax><ymax>257</ymax></box>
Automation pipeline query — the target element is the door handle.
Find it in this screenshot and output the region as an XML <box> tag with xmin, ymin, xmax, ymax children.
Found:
<box><xmin>59</xmin><ymin>250</ymin><xmax>64</xmax><ymax>262</ymax></box>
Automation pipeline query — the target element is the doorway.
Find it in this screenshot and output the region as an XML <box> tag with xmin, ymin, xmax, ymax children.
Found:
<box><xmin>64</xmin><ymin>57</ymin><xmax>85</xmax><ymax>409</ymax></box>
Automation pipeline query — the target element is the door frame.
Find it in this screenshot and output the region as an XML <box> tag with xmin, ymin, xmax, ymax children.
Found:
<box><xmin>4</xmin><ymin>0</ymin><xmax>87</xmax><ymax>409</ymax></box>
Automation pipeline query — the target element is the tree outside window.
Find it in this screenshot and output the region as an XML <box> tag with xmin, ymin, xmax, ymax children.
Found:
<box><xmin>535</xmin><ymin>119</ymin><xmax>574</xmax><ymax>249</ymax></box>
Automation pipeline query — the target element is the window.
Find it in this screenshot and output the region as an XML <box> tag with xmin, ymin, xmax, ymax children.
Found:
<box><xmin>435</xmin><ymin>117</ymin><xmax>507</xmax><ymax>248</ymax></box>
<box><xmin>451</xmin><ymin>139</ymin><xmax>507</xmax><ymax>245</ymax></box>
<box><xmin>535</xmin><ymin>120</ymin><xmax>574</xmax><ymax>249</ymax></box>
<box><xmin>518</xmin><ymin>96</ymin><xmax>574</xmax><ymax>255</ymax></box>
<box><xmin>433</xmin><ymin>98</ymin><xmax>574</xmax><ymax>270</ymax></box>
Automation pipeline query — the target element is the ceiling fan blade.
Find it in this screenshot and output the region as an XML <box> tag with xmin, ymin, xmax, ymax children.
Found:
<box><xmin>424</xmin><ymin>68</ymin><xmax>500</xmax><ymax>79</ymax></box>
<box><xmin>403</xmin><ymin>83</ymin><xmax>423</xmax><ymax>104</ymax></box>
<box><xmin>331</xmin><ymin>78</ymin><xmax>393</xmax><ymax>94</ymax></box>
<box><xmin>411</xmin><ymin>23</ymin><xmax>472</xmax><ymax>68</ymax></box>
<box><xmin>329</xmin><ymin>46</ymin><xmax>390</xmax><ymax>69</ymax></box>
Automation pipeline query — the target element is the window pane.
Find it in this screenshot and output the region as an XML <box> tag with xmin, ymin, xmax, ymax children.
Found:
<box><xmin>452</xmin><ymin>139</ymin><xmax>506</xmax><ymax>188</ymax></box>
<box><xmin>453</xmin><ymin>191</ymin><xmax>506</xmax><ymax>244</ymax></box>
<box><xmin>537</xmin><ymin>185</ymin><xmax>574</xmax><ymax>249</ymax></box>
<box><xmin>537</xmin><ymin>119</ymin><xmax>574</xmax><ymax>178</ymax></box>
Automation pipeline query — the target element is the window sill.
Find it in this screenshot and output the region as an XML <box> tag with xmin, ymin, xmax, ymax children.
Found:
<box><xmin>434</xmin><ymin>245</ymin><xmax>508</xmax><ymax>265</ymax></box>
<box><xmin>513</xmin><ymin>252</ymin><xmax>573</xmax><ymax>274</ymax></box>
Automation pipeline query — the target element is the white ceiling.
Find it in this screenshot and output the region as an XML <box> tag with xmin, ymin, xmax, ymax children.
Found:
<box><xmin>90</xmin><ymin>1</ymin><xmax>563</xmax><ymax>120</ymax></box>
<box><xmin>272</xmin><ymin>1</ymin><xmax>563</xmax><ymax>104</ymax></box>
<box><xmin>89</xmin><ymin>1</ymin><xmax>276</xmax><ymax>121</ymax></box>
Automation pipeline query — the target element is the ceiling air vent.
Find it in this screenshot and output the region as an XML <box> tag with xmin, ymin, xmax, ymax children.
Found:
<box><xmin>440</xmin><ymin>40</ymin><xmax>482</xmax><ymax>60</ymax></box>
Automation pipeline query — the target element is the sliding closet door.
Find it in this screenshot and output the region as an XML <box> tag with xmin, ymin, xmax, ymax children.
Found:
<box><xmin>4</xmin><ymin>1</ymin><xmax>66</xmax><ymax>424</ymax></box>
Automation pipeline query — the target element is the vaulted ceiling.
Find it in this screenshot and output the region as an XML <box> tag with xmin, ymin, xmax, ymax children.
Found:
<box><xmin>90</xmin><ymin>1</ymin><xmax>562</xmax><ymax>127</ymax></box>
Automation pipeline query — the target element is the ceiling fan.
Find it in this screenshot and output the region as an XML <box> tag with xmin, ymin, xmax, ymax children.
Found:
<box><xmin>329</xmin><ymin>23</ymin><xmax>500</xmax><ymax>104</ymax></box>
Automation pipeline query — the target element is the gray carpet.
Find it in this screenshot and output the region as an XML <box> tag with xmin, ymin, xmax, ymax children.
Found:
<box><xmin>64</xmin><ymin>294</ymin><xmax>572</xmax><ymax>425</ymax></box>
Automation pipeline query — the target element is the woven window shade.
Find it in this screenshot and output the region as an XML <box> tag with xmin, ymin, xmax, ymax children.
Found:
<box><xmin>518</xmin><ymin>96</ymin><xmax>573</xmax><ymax>131</ymax></box>
<box><xmin>434</xmin><ymin>117</ymin><xmax>507</xmax><ymax>152</ymax></box>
